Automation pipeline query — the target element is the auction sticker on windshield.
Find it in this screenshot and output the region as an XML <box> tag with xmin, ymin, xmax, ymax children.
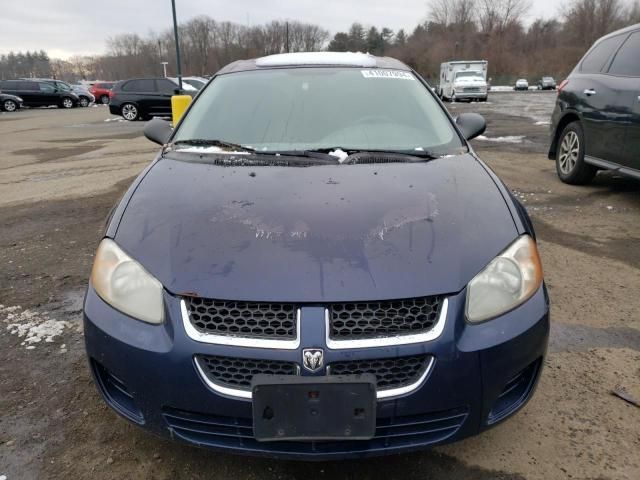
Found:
<box><xmin>361</xmin><ymin>70</ymin><xmax>414</xmax><ymax>80</ymax></box>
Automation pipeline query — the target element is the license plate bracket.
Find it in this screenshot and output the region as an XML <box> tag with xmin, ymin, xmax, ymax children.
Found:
<box><xmin>252</xmin><ymin>374</ymin><xmax>377</xmax><ymax>442</ymax></box>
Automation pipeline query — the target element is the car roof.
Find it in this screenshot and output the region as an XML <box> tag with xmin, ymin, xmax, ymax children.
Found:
<box><xmin>216</xmin><ymin>52</ymin><xmax>411</xmax><ymax>75</ymax></box>
<box><xmin>597</xmin><ymin>22</ymin><xmax>640</xmax><ymax>42</ymax></box>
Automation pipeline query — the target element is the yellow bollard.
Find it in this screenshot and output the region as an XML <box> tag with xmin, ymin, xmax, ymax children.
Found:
<box><xmin>171</xmin><ymin>95</ymin><xmax>192</xmax><ymax>126</ymax></box>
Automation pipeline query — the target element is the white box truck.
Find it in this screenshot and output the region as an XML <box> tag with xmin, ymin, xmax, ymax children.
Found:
<box><xmin>438</xmin><ymin>60</ymin><xmax>488</xmax><ymax>102</ymax></box>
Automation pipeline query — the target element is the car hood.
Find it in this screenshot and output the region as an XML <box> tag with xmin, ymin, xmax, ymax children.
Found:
<box><xmin>113</xmin><ymin>153</ymin><xmax>517</xmax><ymax>302</ymax></box>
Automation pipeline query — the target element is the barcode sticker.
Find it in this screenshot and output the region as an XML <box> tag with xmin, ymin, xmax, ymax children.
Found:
<box><xmin>361</xmin><ymin>70</ymin><xmax>415</xmax><ymax>80</ymax></box>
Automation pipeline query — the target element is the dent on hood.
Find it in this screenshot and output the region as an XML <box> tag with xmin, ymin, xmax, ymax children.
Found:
<box><xmin>209</xmin><ymin>193</ymin><xmax>439</xmax><ymax>244</ymax></box>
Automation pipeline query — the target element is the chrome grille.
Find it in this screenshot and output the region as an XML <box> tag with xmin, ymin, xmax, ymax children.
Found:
<box><xmin>328</xmin><ymin>355</ymin><xmax>432</xmax><ymax>390</ymax></box>
<box><xmin>184</xmin><ymin>297</ymin><xmax>297</xmax><ymax>339</ymax></box>
<box><xmin>329</xmin><ymin>296</ymin><xmax>443</xmax><ymax>340</ymax></box>
<box><xmin>196</xmin><ymin>355</ymin><xmax>298</xmax><ymax>390</ymax></box>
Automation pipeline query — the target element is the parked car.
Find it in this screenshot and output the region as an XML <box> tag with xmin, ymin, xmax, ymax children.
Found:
<box><xmin>514</xmin><ymin>79</ymin><xmax>529</xmax><ymax>91</ymax></box>
<box><xmin>0</xmin><ymin>91</ymin><xmax>23</xmax><ymax>112</ymax></box>
<box><xmin>71</xmin><ymin>84</ymin><xmax>96</xmax><ymax>107</ymax></box>
<box><xmin>0</xmin><ymin>80</ymin><xmax>79</xmax><ymax>108</ymax></box>
<box><xmin>30</xmin><ymin>78</ymin><xmax>91</xmax><ymax>106</ymax></box>
<box><xmin>537</xmin><ymin>77</ymin><xmax>556</xmax><ymax>90</ymax></box>
<box><xmin>169</xmin><ymin>76</ymin><xmax>208</xmax><ymax>90</ymax></box>
<box><xmin>85</xmin><ymin>52</ymin><xmax>549</xmax><ymax>459</ymax></box>
<box><xmin>89</xmin><ymin>82</ymin><xmax>116</xmax><ymax>104</ymax></box>
<box><xmin>109</xmin><ymin>77</ymin><xmax>194</xmax><ymax>120</ymax></box>
<box><xmin>548</xmin><ymin>23</ymin><xmax>640</xmax><ymax>184</ymax></box>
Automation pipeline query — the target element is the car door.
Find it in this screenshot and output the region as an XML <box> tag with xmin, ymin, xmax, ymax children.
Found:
<box><xmin>122</xmin><ymin>79</ymin><xmax>156</xmax><ymax>115</ymax></box>
<box><xmin>18</xmin><ymin>81</ymin><xmax>41</xmax><ymax>105</ymax></box>
<box><xmin>575</xmin><ymin>33</ymin><xmax>628</xmax><ymax>162</ymax></box>
<box><xmin>605</xmin><ymin>30</ymin><xmax>640</xmax><ymax>172</ymax></box>
<box><xmin>37</xmin><ymin>82</ymin><xmax>59</xmax><ymax>106</ymax></box>
<box><xmin>155</xmin><ymin>79</ymin><xmax>178</xmax><ymax>115</ymax></box>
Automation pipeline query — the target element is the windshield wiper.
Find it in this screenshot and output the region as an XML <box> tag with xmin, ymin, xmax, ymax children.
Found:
<box><xmin>172</xmin><ymin>139</ymin><xmax>256</xmax><ymax>153</ymax></box>
<box><xmin>305</xmin><ymin>147</ymin><xmax>442</xmax><ymax>161</ymax></box>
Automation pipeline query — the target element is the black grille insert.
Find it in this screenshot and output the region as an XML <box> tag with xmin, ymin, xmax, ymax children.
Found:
<box><xmin>328</xmin><ymin>355</ymin><xmax>432</xmax><ymax>390</ymax></box>
<box><xmin>196</xmin><ymin>355</ymin><xmax>298</xmax><ymax>390</ymax></box>
<box><xmin>162</xmin><ymin>406</ymin><xmax>469</xmax><ymax>454</ymax></box>
<box><xmin>329</xmin><ymin>297</ymin><xmax>443</xmax><ymax>340</ymax></box>
<box><xmin>185</xmin><ymin>297</ymin><xmax>297</xmax><ymax>339</ymax></box>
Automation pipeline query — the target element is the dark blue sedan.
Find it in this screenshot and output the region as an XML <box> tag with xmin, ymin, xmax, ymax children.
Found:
<box><xmin>84</xmin><ymin>52</ymin><xmax>549</xmax><ymax>460</ymax></box>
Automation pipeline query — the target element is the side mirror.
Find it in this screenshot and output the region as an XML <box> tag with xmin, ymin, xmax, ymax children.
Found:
<box><xmin>455</xmin><ymin>113</ymin><xmax>486</xmax><ymax>140</ymax></box>
<box><xmin>144</xmin><ymin>117</ymin><xmax>172</xmax><ymax>145</ymax></box>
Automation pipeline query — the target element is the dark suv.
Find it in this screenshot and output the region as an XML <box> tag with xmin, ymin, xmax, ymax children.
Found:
<box><xmin>0</xmin><ymin>80</ymin><xmax>79</xmax><ymax>108</ymax></box>
<box><xmin>548</xmin><ymin>23</ymin><xmax>640</xmax><ymax>184</ymax></box>
<box><xmin>109</xmin><ymin>78</ymin><xmax>191</xmax><ymax>120</ymax></box>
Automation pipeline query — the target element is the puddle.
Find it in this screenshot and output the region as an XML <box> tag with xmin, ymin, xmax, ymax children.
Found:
<box><xmin>550</xmin><ymin>322</ymin><xmax>640</xmax><ymax>353</ymax></box>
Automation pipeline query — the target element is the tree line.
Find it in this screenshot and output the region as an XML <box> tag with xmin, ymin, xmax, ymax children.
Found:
<box><xmin>1</xmin><ymin>0</ymin><xmax>639</xmax><ymax>85</ymax></box>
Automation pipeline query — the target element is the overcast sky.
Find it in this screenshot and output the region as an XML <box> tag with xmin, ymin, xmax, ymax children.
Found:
<box><xmin>0</xmin><ymin>0</ymin><xmax>560</xmax><ymax>59</ymax></box>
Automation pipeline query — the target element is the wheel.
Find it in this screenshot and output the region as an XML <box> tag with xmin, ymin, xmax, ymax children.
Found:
<box><xmin>121</xmin><ymin>103</ymin><xmax>139</xmax><ymax>121</ymax></box>
<box><xmin>61</xmin><ymin>97</ymin><xmax>74</xmax><ymax>109</ymax></box>
<box><xmin>555</xmin><ymin>122</ymin><xmax>596</xmax><ymax>185</ymax></box>
<box><xmin>79</xmin><ymin>97</ymin><xmax>89</xmax><ymax>107</ymax></box>
<box><xmin>100</xmin><ymin>95</ymin><xmax>110</xmax><ymax>105</ymax></box>
<box><xmin>2</xmin><ymin>99</ymin><xmax>17</xmax><ymax>112</ymax></box>
<box><xmin>451</xmin><ymin>92</ymin><xmax>457</xmax><ymax>103</ymax></box>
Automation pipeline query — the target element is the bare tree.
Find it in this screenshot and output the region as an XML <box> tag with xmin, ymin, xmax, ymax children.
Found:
<box><xmin>478</xmin><ymin>0</ymin><xmax>531</xmax><ymax>34</ymax></box>
<box><xmin>562</xmin><ymin>0</ymin><xmax>626</xmax><ymax>48</ymax></box>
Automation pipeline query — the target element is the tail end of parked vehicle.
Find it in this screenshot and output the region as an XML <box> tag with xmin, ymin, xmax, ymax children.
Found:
<box><xmin>171</xmin><ymin>95</ymin><xmax>192</xmax><ymax>126</ymax></box>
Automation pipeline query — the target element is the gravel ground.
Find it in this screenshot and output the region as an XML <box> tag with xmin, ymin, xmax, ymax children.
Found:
<box><xmin>1</xmin><ymin>94</ymin><xmax>639</xmax><ymax>480</ymax></box>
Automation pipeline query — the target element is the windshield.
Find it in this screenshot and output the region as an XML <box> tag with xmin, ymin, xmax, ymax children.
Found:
<box><xmin>174</xmin><ymin>68</ymin><xmax>462</xmax><ymax>153</ymax></box>
<box><xmin>455</xmin><ymin>71</ymin><xmax>482</xmax><ymax>79</ymax></box>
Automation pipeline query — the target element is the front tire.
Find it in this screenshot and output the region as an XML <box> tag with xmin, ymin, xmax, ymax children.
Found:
<box><xmin>555</xmin><ymin>121</ymin><xmax>596</xmax><ymax>185</ymax></box>
<box><xmin>79</xmin><ymin>97</ymin><xmax>89</xmax><ymax>107</ymax></box>
<box><xmin>100</xmin><ymin>95</ymin><xmax>110</xmax><ymax>105</ymax></box>
<box><xmin>2</xmin><ymin>99</ymin><xmax>17</xmax><ymax>112</ymax></box>
<box><xmin>61</xmin><ymin>97</ymin><xmax>74</xmax><ymax>109</ymax></box>
<box><xmin>121</xmin><ymin>103</ymin><xmax>139</xmax><ymax>121</ymax></box>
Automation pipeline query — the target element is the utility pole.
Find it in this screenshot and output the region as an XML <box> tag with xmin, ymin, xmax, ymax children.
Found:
<box><xmin>171</xmin><ymin>0</ymin><xmax>183</xmax><ymax>90</ymax></box>
<box><xmin>286</xmin><ymin>21</ymin><xmax>290</xmax><ymax>53</ymax></box>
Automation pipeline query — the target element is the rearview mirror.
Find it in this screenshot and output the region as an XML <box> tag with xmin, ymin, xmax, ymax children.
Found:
<box><xmin>455</xmin><ymin>113</ymin><xmax>486</xmax><ymax>140</ymax></box>
<box><xmin>144</xmin><ymin>117</ymin><xmax>172</xmax><ymax>145</ymax></box>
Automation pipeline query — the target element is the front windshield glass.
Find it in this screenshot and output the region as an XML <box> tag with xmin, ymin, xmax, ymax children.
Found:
<box><xmin>174</xmin><ymin>68</ymin><xmax>462</xmax><ymax>153</ymax></box>
<box><xmin>455</xmin><ymin>71</ymin><xmax>482</xmax><ymax>79</ymax></box>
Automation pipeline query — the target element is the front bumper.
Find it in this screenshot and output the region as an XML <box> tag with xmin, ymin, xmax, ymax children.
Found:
<box><xmin>453</xmin><ymin>91</ymin><xmax>488</xmax><ymax>99</ymax></box>
<box><xmin>84</xmin><ymin>285</ymin><xmax>549</xmax><ymax>460</ymax></box>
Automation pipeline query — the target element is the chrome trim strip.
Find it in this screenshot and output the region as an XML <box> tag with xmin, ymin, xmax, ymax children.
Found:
<box><xmin>377</xmin><ymin>356</ymin><xmax>434</xmax><ymax>400</ymax></box>
<box><xmin>194</xmin><ymin>357</ymin><xmax>252</xmax><ymax>400</ymax></box>
<box><xmin>196</xmin><ymin>356</ymin><xmax>435</xmax><ymax>401</ymax></box>
<box><xmin>180</xmin><ymin>300</ymin><xmax>301</xmax><ymax>350</ymax></box>
<box><xmin>325</xmin><ymin>298</ymin><xmax>448</xmax><ymax>349</ymax></box>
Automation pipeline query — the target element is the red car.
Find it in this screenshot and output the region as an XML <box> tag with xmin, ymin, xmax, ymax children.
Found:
<box><xmin>89</xmin><ymin>82</ymin><xmax>116</xmax><ymax>104</ymax></box>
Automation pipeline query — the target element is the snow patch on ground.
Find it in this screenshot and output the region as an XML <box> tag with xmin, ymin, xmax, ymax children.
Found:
<box><xmin>104</xmin><ymin>117</ymin><xmax>126</xmax><ymax>123</ymax></box>
<box><xmin>476</xmin><ymin>135</ymin><xmax>525</xmax><ymax>143</ymax></box>
<box><xmin>1</xmin><ymin>303</ymin><xmax>71</xmax><ymax>348</ymax></box>
<box><xmin>329</xmin><ymin>148</ymin><xmax>349</xmax><ymax>162</ymax></box>
<box><xmin>535</xmin><ymin>120</ymin><xmax>551</xmax><ymax>126</ymax></box>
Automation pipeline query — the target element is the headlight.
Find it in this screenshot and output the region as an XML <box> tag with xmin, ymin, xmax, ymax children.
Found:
<box><xmin>466</xmin><ymin>235</ymin><xmax>543</xmax><ymax>323</ymax></box>
<box><xmin>91</xmin><ymin>238</ymin><xmax>164</xmax><ymax>324</ymax></box>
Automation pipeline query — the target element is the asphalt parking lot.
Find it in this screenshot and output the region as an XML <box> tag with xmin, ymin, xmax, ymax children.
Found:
<box><xmin>1</xmin><ymin>93</ymin><xmax>639</xmax><ymax>480</ymax></box>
